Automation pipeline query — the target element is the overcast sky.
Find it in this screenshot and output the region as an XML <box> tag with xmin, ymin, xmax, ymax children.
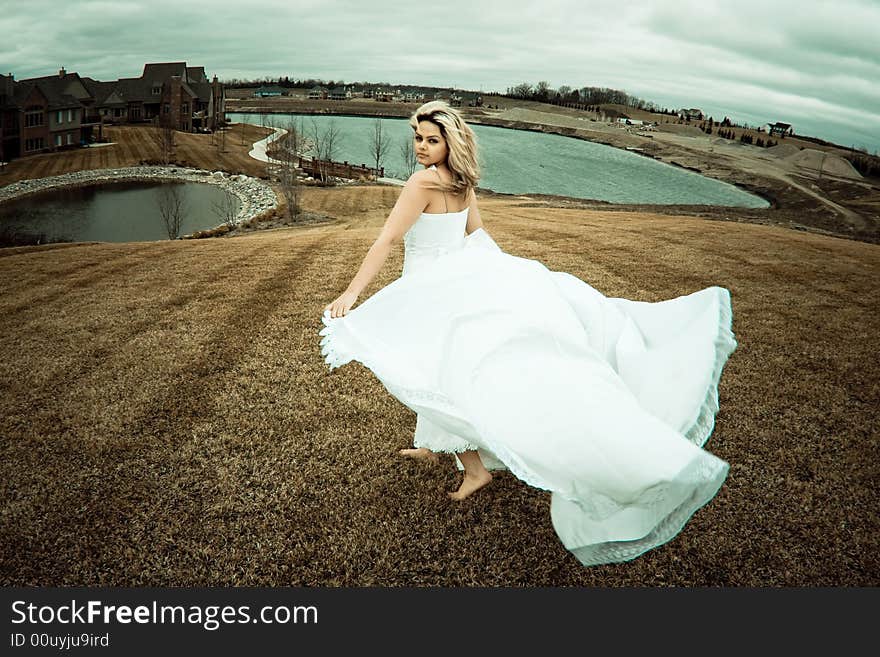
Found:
<box><xmin>3</xmin><ymin>0</ymin><xmax>879</xmax><ymax>152</ymax></box>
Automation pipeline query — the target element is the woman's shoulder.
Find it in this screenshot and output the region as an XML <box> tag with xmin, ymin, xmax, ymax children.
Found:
<box><xmin>406</xmin><ymin>168</ymin><xmax>438</xmax><ymax>186</ymax></box>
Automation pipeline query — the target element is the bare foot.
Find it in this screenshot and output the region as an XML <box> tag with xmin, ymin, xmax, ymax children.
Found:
<box><xmin>399</xmin><ymin>447</ymin><xmax>440</xmax><ymax>464</ymax></box>
<box><xmin>448</xmin><ymin>471</ymin><xmax>492</xmax><ymax>501</ymax></box>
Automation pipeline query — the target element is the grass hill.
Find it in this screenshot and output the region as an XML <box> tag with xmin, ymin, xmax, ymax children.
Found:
<box><xmin>1</xmin><ymin>185</ymin><xmax>877</xmax><ymax>585</ymax></box>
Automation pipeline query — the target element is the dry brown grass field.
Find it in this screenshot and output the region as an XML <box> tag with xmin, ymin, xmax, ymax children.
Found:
<box><xmin>0</xmin><ymin>124</ymin><xmax>274</xmax><ymax>184</ymax></box>
<box><xmin>1</xmin><ymin>184</ymin><xmax>877</xmax><ymax>586</ymax></box>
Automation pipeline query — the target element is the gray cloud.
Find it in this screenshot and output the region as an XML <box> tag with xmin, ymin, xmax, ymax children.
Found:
<box><xmin>2</xmin><ymin>0</ymin><xmax>878</xmax><ymax>151</ymax></box>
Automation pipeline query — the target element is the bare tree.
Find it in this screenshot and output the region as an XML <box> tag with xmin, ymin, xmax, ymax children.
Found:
<box><xmin>263</xmin><ymin>115</ymin><xmax>278</xmax><ymax>178</ymax></box>
<box><xmin>399</xmin><ymin>134</ymin><xmax>418</xmax><ymax>177</ymax></box>
<box><xmin>534</xmin><ymin>80</ymin><xmax>552</xmax><ymax>101</ymax></box>
<box><xmin>276</xmin><ymin>118</ymin><xmax>304</xmax><ymax>220</ymax></box>
<box><xmin>308</xmin><ymin>118</ymin><xmax>342</xmax><ymax>183</ymax></box>
<box><xmin>152</xmin><ymin>114</ymin><xmax>175</xmax><ymax>165</ymax></box>
<box><xmin>211</xmin><ymin>190</ymin><xmax>239</xmax><ymax>230</ymax></box>
<box><xmin>157</xmin><ymin>183</ymin><xmax>187</xmax><ymax>239</ymax></box>
<box><xmin>369</xmin><ymin>119</ymin><xmax>391</xmax><ymax>177</ymax></box>
<box><xmin>510</xmin><ymin>82</ymin><xmax>533</xmax><ymax>99</ymax></box>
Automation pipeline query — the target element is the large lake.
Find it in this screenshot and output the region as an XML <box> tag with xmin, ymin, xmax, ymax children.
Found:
<box><xmin>0</xmin><ymin>182</ymin><xmax>239</xmax><ymax>245</ymax></box>
<box><xmin>230</xmin><ymin>111</ymin><xmax>769</xmax><ymax>208</ymax></box>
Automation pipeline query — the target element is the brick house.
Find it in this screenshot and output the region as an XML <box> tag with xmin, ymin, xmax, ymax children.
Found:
<box><xmin>1</xmin><ymin>74</ymin><xmax>25</xmax><ymax>161</ymax></box>
<box><xmin>0</xmin><ymin>62</ymin><xmax>225</xmax><ymax>161</ymax></box>
<box><xmin>0</xmin><ymin>68</ymin><xmax>96</xmax><ymax>160</ymax></box>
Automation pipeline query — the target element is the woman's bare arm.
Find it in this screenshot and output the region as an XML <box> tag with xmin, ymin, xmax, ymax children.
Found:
<box><xmin>324</xmin><ymin>172</ymin><xmax>431</xmax><ymax>318</ymax></box>
<box><xmin>465</xmin><ymin>188</ymin><xmax>484</xmax><ymax>235</ymax></box>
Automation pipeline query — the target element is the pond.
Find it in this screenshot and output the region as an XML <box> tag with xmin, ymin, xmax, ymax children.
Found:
<box><xmin>229</xmin><ymin>112</ymin><xmax>769</xmax><ymax>208</ymax></box>
<box><xmin>0</xmin><ymin>181</ymin><xmax>240</xmax><ymax>245</ymax></box>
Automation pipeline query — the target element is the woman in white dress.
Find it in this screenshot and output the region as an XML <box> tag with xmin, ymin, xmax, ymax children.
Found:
<box><xmin>322</xmin><ymin>101</ymin><xmax>737</xmax><ymax>566</ymax></box>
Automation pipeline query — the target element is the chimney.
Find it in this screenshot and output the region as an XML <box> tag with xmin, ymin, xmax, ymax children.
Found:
<box><xmin>59</xmin><ymin>67</ymin><xmax>66</xmax><ymax>77</ymax></box>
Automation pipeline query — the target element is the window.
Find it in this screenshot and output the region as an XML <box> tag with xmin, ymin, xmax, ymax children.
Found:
<box><xmin>182</xmin><ymin>102</ymin><xmax>189</xmax><ymax>114</ymax></box>
<box><xmin>57</xmin><ymin>110</ymin><xmax>63</xmax><ymax>123</ymax></box>
<box><xmin>164</xmin><ymin>103</ymin><xmax>170</xmax><ymax>114</ymax></box>
<box><xmin>25</xmin><ymin>107</ymin><xmax>44</xmax><ymax>127</ymax></box>
<box><xmin>114</xmin><ymin>108</ymin><xmax>123</xmax><ymax>118</ymax></box>
<box><xmin>67</xmin><ymin>133</ymin><xmax>74</xmax><ymax>145</ymax></box>
<box><xmin>55</xmin><ymin>134</ymin><xmax>62</xmax><ymax>147</ymax></box>
<box><xmin>152</xmin><ymin>86</ymin><xmax>161</xmax><ymax>95</ymax></box>
<box><xmin>25</xmin><ymin>137</ymin><xmax>45</xmax><ymax>152</ymax></box>
<box><xmin>68</xmin><ymin>109</ymin><xmax>74</xmax><ymax>122</ymax></box>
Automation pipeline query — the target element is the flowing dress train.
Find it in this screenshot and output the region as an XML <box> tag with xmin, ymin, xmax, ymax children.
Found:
<box><xmin>320</xmin><ymin>207</ymin><xmax>736</xmax><ymax>566</ymax></box>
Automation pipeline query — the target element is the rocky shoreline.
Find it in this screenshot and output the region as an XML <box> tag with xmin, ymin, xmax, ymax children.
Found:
<box><xmin>0</xmin><ymin>166</ymin><xmax>279</xmax><ymax>236</ymax></box>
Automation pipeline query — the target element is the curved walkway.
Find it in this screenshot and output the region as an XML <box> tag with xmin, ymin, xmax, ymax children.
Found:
<box><xmin>248</xmin><ymin>127</ymin><xmax>288</xmax><ymax>164</ymax></box>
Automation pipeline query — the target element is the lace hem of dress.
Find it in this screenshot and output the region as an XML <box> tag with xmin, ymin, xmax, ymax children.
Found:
<box><xmin>555</xmin><ymin>455</ymin><xmax>729</xmax><ymax>566</ymax></box>
<box><xmin>319</xmin><ymin>311</ymin><xmax>354</xmax><ymax>369</ymax></box>
<box><xmin>682</xmin><ymin>286</ymin><xmax>738</xmax><ymax>447</ymax></box>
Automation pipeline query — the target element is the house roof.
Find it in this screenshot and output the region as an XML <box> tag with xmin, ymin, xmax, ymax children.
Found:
<box><xmin>6</xmin><ymin>62</ymin><xmax>218</xmax><ymax>112</ymax></box>
<box><xmin>9</xmin><ymin>82</ymin><xmax>46</xmax><ymax>108</ymax></box>
<box><xmin>186</xmin><ymin>66</ymin><xmax>208</xmax><ymax>84</ymax></box>
<box><xmin>81</xmin><ymin>78</ymin><xmax>119</xmax><ymax>105</ymax></box>
<box><xmin>142</xmin><ymin>62</ymin><xmax>188</xmax><ymax>84</ymax></box>
<box><xmin>188</xmin><ymin>81</ymin><xmax>212</xmax><ymax>102</ymax></box>
<box><xmin>82</xmin><ymin>76</ymin><xmax>151</xmax><ymax>105</ymax></box>
<box><xmin>87</xmin><ymin>68</ymin><xmax>209</xmax><ymax>108</ymax></box>
<box><xmin>16</xmin><ymin>71</ymin><xmax>92</xmax><ymax>109</ymax></box>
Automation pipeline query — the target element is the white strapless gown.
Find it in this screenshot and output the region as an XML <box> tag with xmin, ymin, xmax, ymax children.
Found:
<box><xmin>320</xmin><ymin>208</ymin><xmax>737</xmax><ymax>566</ymax></box>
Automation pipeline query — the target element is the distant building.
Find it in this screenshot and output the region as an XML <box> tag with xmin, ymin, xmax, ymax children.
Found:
<box><xmin>308</xmin><ymin>86</ymin><xmax>328</xmax><ymax>100</ymax></box>
<box><xmin>253</xmin><ymin>85</ymin><xmax>285</xmax><ymax>97</ymax></box>
<box><xmin>0</xmin><ymin>62</ymin><xmax>225</xmax><ymax>160</ymax></box>
<box><xmin>768</xmin><ymin>121</ymin><xmax>792</xmax><ymax>137</ymax></box>
<box><xmin>678</xmin><ymin>108</ymin><xmax>704</xmax><ymax>121</ymax></box>
<box><xmin>83</xmin><ymin>62</ymin><xmax>223</xmax><ymax>132</ymax></box>
<box><xmin>329</xmin><ymin>87</ymin><xmax>351</xmax><ymax>101</ymax></box>
<box><xmin>1</xmin><ymin>68</ymin><xmax>94</xmax><ymax>159</ymax></box>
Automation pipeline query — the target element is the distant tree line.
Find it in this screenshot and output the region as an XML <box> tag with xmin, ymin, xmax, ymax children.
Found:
<box><xmin>223</xmin><ymin>76</ymin><xmax>392</xmax><ymax>89</ymax></box>
<box><xmin>503</xmin><ymin>81</ymin><xmax>678</xmax><ymax>115</ymax></box>
<box><xmin>223</xmin><ymin>76</ymin><xmax>449</xmax><ymax>95</ymax></box>
<box><xmin>845</xmin><ymin>148</ymin><xmax>880</xmax><ymax>177</ymax></box>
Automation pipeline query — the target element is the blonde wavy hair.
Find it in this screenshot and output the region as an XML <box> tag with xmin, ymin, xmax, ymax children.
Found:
<box><xmin>410</xmin><ymin>100</ymin><xmax>480</xmax><ymax>196</ymax></box>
